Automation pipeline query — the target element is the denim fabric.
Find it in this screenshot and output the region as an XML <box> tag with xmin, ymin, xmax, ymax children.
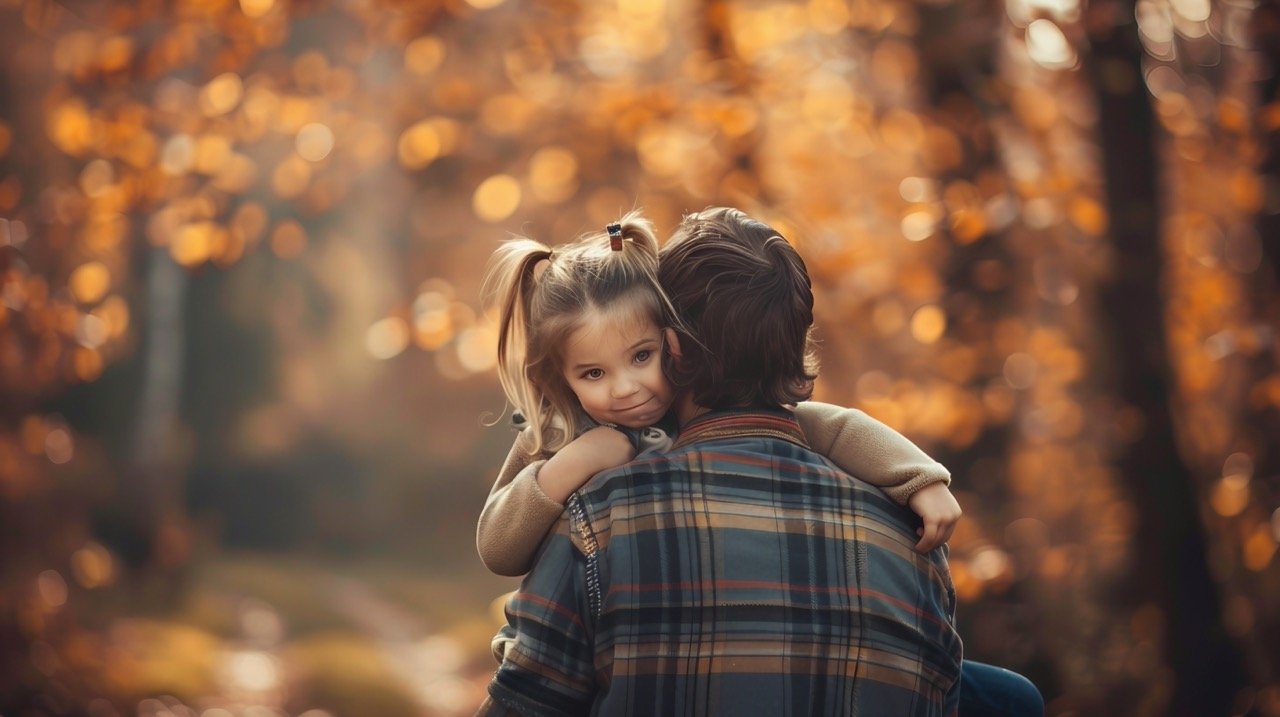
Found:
<box><xmin>960</xmin><ymin>660</ymin><xmax>1045</xmax><ymax>717</ymax></box>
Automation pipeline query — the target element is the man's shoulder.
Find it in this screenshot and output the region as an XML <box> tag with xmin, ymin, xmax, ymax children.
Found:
<box><xmin>578</xmin><ymin>434</ymin><xmax>865</xmax><ymax>499</ymax></box>
<box><xmin>577</xmin><ymin>451</ymin><xmax>674</xmax><ymax>508</ymax></box>
<box><xmin>574</xmin><ymin>434</ymin><xmax>913</xmax><ymax>521</ymax></box>
<box><xmin>676</xmin><ymin>435</ymin><xmax>925</xmax><ymax>541</ymax></box>
<box><xmin>564</xmin><ymin>454</ymin><xmax>678</xmax><ymax>555</ymax></box>
<box><xmin>574</xmin><ymin>433</ymin><xmax>772</xmax><ymax>493</ymax></box>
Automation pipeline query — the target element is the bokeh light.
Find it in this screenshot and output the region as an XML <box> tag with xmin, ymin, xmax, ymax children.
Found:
<box><xmin>472</xmin><ymin>174</ymin><xmax>522</xmax><ymax>223</ymax></box>
<box><xmin>366</xmin><ymin>318</ymin><xmax>410</xmax><ymax>360</ymax></box>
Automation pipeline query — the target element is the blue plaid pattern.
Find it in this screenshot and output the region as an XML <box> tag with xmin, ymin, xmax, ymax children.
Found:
<box><xmin>484</xmin><ymin>409</ymin><xmax>963</xmax><ymax>716</ymax></box>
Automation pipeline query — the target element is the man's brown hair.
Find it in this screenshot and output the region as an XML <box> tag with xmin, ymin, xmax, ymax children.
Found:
<box><xmin>658</xmin><ymin>207</ymin><xmax>818</xmax><ymax>410</ymax></box>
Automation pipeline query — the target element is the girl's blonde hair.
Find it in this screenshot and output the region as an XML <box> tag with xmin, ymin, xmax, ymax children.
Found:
<box><xmin>483</xmin><ymin>210</ymin><xmax>679</xmax><ymax>455</ymax></box>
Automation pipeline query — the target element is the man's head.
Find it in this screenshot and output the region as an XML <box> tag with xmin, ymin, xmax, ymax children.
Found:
<box><xmin>658</xmin><ymin>207</ymin><xmax>818</xmax><ymax>413</ymax></box>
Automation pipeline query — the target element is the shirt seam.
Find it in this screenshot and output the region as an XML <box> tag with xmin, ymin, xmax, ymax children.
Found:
<box><xmin>567</xmin><ymin>493</ymin><xmax>602</xmax><ymax>621</ymax></box>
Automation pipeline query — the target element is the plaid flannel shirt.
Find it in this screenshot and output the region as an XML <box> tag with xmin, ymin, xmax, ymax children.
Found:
<box><xmin>483</xmin><ymin>409</ymin><xmax>963</xmax><ymax>716</ymax></box>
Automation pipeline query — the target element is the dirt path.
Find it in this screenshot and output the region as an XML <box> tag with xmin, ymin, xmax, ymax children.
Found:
<box><xmin>320</xmin><ymin>575</ymin><xmax>483</xmax><ymax>716</ymax></box>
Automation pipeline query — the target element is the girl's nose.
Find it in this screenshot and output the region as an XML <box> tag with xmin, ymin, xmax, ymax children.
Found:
<box><xmin>611</xmin><ymin>377</ymin><xmax>639</xmax><ymax>398</ymax></box>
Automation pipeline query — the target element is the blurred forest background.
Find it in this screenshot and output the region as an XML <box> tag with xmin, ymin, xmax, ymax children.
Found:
<box><xmin>0</xmin><ymin>0</ymin><xmax>1277</xmax><ymax>715</ymax></box>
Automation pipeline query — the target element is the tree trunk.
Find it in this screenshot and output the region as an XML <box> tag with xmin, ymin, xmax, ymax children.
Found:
<box><xmin>1085</xmin><ymin>2</ymin><xmax>1246</xmax><ymax>713</ymax></box>
<box><xmin>1243</xmin><ymin>0</ymin><xmax>1280</xmax><ymax>681</ymax></box>
<box><xmin>123</xmin><ymin>244</ymin><xmax>190</xmax><ymax>572</ymax></box>
<box><xmin>1255</xmin><ymin>0</ymin><xmax>1280</xmax><ymax>282</ymax></box>
<box><xmin>132</xmin><ymin>246</ymin><xmax>187</xmax><ymax>509</ymax></box>
<box><xmin>913</xmin><ymin>0</ymin><xmax>1011</xmax><ymax>473</ymax></box>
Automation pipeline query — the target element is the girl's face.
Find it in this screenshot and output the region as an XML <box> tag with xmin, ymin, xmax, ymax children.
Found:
<box><xmin>560</xmin><ymin>305</ymin><xmax>675</xmax><ymax>429</ymax></box>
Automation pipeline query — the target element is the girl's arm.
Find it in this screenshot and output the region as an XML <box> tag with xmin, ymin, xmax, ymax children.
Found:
<box><xmin>794</xmin><ymin>401</ymin><xmax>961</xmax><ymax>552</ymax></box>
<box><xmin>477</xmin><ymin>426</ymin><xmax>636</xmax><ymax>577</ymax></box>
<box><xmin>477</xmin><ymin>428</ymin><xmax>563</xmax><ymax>577</ymax></box>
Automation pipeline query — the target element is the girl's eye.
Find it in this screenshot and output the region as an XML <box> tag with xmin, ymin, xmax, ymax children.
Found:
<box><xmin>584</xmin><ymin>368</ymin><xmax>604</xmax><ymax>380</ymax></box>
<box><xmin>634</xmin><ymin>349</ymin><xmax>652</xmax><ymax>363</ymax></box>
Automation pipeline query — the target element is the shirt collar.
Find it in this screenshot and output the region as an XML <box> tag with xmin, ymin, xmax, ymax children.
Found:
<box><xmin>673</xmin><ymin>408</ymin><xmax>809</xmax><ymax>450</ymax></box>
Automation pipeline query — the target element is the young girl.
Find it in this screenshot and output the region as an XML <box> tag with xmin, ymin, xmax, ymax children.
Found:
<box><xmin>477</xmin><ymin>210</ymin><xmax>961</xmax><ymax>579</ymax></box>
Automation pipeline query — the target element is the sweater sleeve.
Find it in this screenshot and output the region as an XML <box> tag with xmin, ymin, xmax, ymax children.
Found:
<box><xmin>794</xmin><ymin>401</ymin><xmax>951</xmax><ymax>506</ymax></box>
<box><xmin>477</xmin><ymin>429</ymin><xmax>568</xmax><ymax>577</ymax></box>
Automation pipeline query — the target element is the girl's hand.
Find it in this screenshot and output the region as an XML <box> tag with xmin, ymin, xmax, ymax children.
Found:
<box><xmin>568</xmin><ymin>426</ymin><xmax>637</xmax><ymax>472</ymax></box>
<box><xmin>537</xmin><ymin>427</ymin><xmax>636</xmax><ymax>503</ymax></box>
<box><xmin>908</xmin><ymin>483</ymin><xmax>962</xmax><ymax>553</ymax></box>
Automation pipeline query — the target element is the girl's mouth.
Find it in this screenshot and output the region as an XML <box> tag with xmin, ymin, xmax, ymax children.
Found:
<box><xmin>617</xmin><ymin>397</ymin><xmax>653</xmax><ymax>414</ymax></box>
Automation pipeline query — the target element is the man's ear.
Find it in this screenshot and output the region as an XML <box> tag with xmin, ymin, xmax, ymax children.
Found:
<box><xmin>664</xmin><ymin>328</ymin><xmax>683</xmax><ymax>362</ymax></box>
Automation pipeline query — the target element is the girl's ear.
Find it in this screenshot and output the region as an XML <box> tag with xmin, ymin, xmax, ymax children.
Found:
<box><xmin>663</xmin><ymin>328</ymin><xmax>683</xmax><ymax>361</ymax></box>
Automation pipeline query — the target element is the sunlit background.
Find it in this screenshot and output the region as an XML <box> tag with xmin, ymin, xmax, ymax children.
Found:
<box><xmin>0</xmin><ymin>0</ymin><xmax>1277</xmax><ymax>715</ymax></box>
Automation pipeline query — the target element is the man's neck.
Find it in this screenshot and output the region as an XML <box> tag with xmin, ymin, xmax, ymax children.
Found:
<box><xmin>675</xmin><ymin>393</ymin><xmax>710</xmax><ymax>427</ymax></box>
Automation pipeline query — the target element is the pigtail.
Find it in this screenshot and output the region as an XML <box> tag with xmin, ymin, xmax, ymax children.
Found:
<box><xmin>482</xmin><ymin>238</ymin><xmax>555</xmax><ymax>454</ymax></box>
<box><xmin>607</xmin><ymin>210</ymin><xmax>693</xmax><ymax>365</ymax></box>
<box><xmin>612</xmin><ymin>209</ymin><xmax>659</xmax><ymax>259</ymax></box>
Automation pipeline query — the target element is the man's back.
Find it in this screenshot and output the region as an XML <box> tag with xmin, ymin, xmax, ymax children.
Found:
<box><xmin>486</xmin><ymin>409</ymin><xmax>962</xmax><ymax>716</ymax></box>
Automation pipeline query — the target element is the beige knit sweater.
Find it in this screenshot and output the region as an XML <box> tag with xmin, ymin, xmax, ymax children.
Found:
<box><xmin>476</xmin><ymin>401</ymin><xmax>951</xmax><ymax>577</ymax></box>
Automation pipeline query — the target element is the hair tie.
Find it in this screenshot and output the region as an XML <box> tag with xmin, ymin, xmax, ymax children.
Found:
<box><xmin>606</xmin><ymin>223</ymin><xmax>623</xmax><ymax>252</ymax></box>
